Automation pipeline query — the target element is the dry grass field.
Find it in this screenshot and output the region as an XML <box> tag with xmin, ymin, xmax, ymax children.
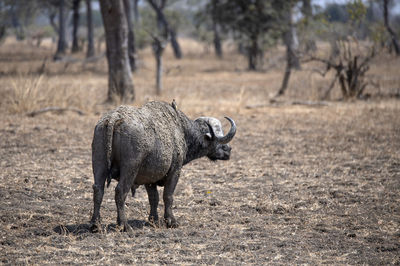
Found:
<box><xmin>0</xmin><ymin>38</ymin><xmax>399</xmax><ymax>264</ymax></box>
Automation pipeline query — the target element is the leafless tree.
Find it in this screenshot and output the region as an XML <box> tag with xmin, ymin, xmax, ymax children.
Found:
<box><xmin>147</xmin><ymin>0</ymin><xmax>182</xmax><ymax>59</ymax></box>
<box><xmin>306</xmin><ymin>40</ymin><xmax>376</xmax><ymax>100</ymax></box>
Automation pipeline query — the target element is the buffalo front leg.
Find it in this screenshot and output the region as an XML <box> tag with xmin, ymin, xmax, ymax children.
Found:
<box><xmin>145</xmin><ymin>184</ymin><xmax>159</xmax><ymax>225</ymax></box>
<box><xmin>163</xmin><ymin>169</ymin><xmax>181</xmax><ymax>228</ymax></box>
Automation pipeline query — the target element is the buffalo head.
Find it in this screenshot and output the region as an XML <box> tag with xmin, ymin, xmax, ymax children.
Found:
<box><xmin>195</xmin><ymin>116</ymin><xmax>236</xmax><ymax>161</ymax></box>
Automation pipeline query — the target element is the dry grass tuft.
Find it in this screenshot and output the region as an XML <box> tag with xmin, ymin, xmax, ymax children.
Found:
<box><xmin>3</xmin><ymin>74</ymin><xmax>95</xmax><ymax>114</ymax></box>
<box><xmin>7</xmin><ymin>74</ymin><xmax>46</xmax><ymax>113</ymax></box>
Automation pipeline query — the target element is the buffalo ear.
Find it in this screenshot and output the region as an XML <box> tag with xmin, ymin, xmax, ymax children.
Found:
<box><xmin>205</xmin><ymin>133</ymin><xmax>213</xmax><ymax>141</ymax></box>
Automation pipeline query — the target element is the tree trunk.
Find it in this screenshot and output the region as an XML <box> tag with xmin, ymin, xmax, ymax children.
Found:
<box><xmin>49</xmin><ymin>11</ymin><xmax>59</xmax><ymax>34</ymax></box>
<box><xmin>85</xmin><ymin>0</ymin><xmax>95</xmax><ymax>58</ymax></box>
<box><xmin>383</xmin><ymin>0</ymin><xmax>400</xmax><ymax>55</ymax></box>
<box><xmin>301</xmin><ymin>0</ymin><xmax>316</xmax><ymax>52</ymax></box>
<box><xmin>54</xmin><ymin>0</ymin><xmax>68</xmax><ymax>60</ymax></box>
<box><xmin>211</xmin><ymin>0</ymin><xmax>222</xmax><ymax>58</ymax></box>
<box><xmin>123</xmin><ymin>0</ymin><xmax>137</xmax><ymax>71</ymax></box>
<box><xmin>301</xmin><ymin>0</ymin><xmax>312</xmax><ymax>19</ymax></box>
<box><xmin>277</xmin><ymin>58</ymin><xmax>292</xmax><ymax>96</ymax></box>
<box><xmin>99</xmin><ymin>0</ymin><xmax>135</xmax><ymax>103</ymax></box>
<box><xmin>133</xmin><ymin>0</ymin><xmax>140</xmax><ymax>23</ymax></box>
<box><xmin>152</xmin><ymin>36</ymin><xmax>165</xmax><ymax>95</ymax></box>
<box><xmin>169</xmin><ymin>29</ymin><xmax>182</xmax><ymax>59</ymax></box>
<box><xmin>71</xmin><ymin>0</ymin><xmax>81</xmax><ymax>53</ymax></box>
<box><xmin>10</xmin><ymin>4</ymin><xmax>24</xmax><ymax>40</ymax></box>
<box><xmin>213</xmin><ymin>24</ymin><xmax>222</xmax><ymax>58</ymax></box>
<box><xmin>277</xmin><ymin>5</ymin><xmax>300</xmax><ymax>96</ymax></box>
<box><xmin>248</xmin><ymin>36</ymin><xmax>259</xmax><ymax>70</ymax></box>
<box><xmin>277</xmin><ymin>30</ymin><xmax>296</xmax><ymax>96</ymax></box>
<box><xmin>285</xmin><ymin>28</ymin><xmax>300</xmax><ymax>71</ymax></box>
<box><xmin>156</xmin><ymin>53</ymin><xmax>163</xmax><ymax>95</ymax></box>
<box><xmin>277</xmin><ymin>38</ymin><xmax>297</xmax><ymax>96</ymax></box>
<box><xmin>156</xmin><ymin>11</ymin><xmax>165</xmax><ymax>35</ymax></box>
<box><xmin>286</xmin><ymin>8</ymin><xmax>300</xmax><ymax>70</ymax></box>
<box><xmin>0</xmin><ymin>26</ymin><xmax>6</xmax><ymax>42</ymax></box>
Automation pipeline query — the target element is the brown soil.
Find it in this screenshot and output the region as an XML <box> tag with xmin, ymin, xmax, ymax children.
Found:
<box><xmin>0</xmin><ymin>40</ymin><xmax>399</xmax><ymax>264</ymax></box>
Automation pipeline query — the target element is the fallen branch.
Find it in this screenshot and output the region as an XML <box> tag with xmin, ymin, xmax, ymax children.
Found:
<box><xmin>245</xmin><ymin>103</ymin><xmax>270</xmax><ymax>109</ymax></box>
<box><xmin>26</xmin><ymin>107</ymin><xmax>85</xmax><ymax>117</ymax></box>
<box><xmin>245</xmin><ymin>100</ymin><xmax>331</xmax><ymax>109</ymax></box>
<box><xmin>291</xmin><ymin>100</ymin><xmax>330</xmax><ymax>106</ymax></box>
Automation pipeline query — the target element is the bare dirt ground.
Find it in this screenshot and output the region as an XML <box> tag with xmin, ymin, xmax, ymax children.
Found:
<box><xmin>0</xmin><ymin>40</ymin><xmax>399</xmax><ymax>264</ymax></box>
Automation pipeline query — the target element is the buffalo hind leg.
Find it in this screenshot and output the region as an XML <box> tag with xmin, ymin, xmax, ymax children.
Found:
<box><xmin>145</xmin><ymin>184</ymin><xmax>159</xmax><ymax>225</ymax></box>
<box><xmin>115</xmin><ymin>166</ymin><xmax>137</xmax><ymax>232</ymax></box>
<box><xmin>163</xmin><ymin>169</ymin><xmax>181</xmax><ymax>228</ymax></box>
<box><xmin>90</xmin><ymin>168</ymin><xmax>107</xmax><ymax>233</ymax></box>
<box><xmin>90</xmin><ymin>125</ymin><xmax>108</xmax><ymax>233</ymax></box>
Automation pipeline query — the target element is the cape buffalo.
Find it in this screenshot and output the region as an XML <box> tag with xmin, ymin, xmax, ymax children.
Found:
<box><xmin>90</xmin><ymin>101</ymin><xmax>236</xmax><ymax>232</ymax></box>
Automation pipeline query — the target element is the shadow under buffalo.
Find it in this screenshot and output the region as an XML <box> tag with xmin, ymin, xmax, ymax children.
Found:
<box><xmin>53</xmin><ymin>220</ymin><xmax>148</xmax><ymax>235</ymax></box>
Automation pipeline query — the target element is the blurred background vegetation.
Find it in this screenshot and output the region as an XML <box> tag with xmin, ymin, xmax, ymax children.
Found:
<box><xmin>0</xmin><ymin>0</ymin><xmax>399</xmax><ymax>111</ymax></box>
<box><xmin>1</xmin><ymin>0</ymin><xmax>398</xmax><ymax>53</ymax></box>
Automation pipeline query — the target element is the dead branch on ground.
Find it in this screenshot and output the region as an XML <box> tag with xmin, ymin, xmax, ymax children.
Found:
<box><xmin>246</xmin><ymin>100</ymin><xmax>331</xmax><ymax>109</ymax></box>
<box><xmin>26</xmin><ymin>107</ymin><xmax>85</xmax><ymax>117</ymax></box>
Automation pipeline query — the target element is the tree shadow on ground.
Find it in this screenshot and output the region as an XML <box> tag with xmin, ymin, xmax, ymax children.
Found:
<box><xmin>53</xmin><ymin>219</ymin><xmax>148</xmax><ymax>236</ymax></box>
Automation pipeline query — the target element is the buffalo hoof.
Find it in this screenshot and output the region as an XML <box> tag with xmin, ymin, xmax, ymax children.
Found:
<box><xmin>165</xmin><ymin>217</ymin><xmax>179</xmax><ymax>228</ymax></box>
<box><xmin>125</xmin><ymin>226</ymin><xmax>133</xmax><ymax>233</ymax></box>
<box><xmin>122</xmin><ymin>224</ymin><xmax>133</xmax><ymax>233</ymax></box>
<box><xmin>90</xmin><ymin>223</ymin><xmax>102</xmax><ymax>233</ymax></box>
<box><xmin>148</xmin><ymin>215</ymin><xmax>160</xmax><ymax>227</ymax></box>
<box><xmin>115</xmin><ymin>224</ymin><xmax>132</xmax><ymax>233</ymax></box>
<box><xmin>115</xmin><ymin>224</ymin><xmax>133</xmax><ymax>233</ymax></box>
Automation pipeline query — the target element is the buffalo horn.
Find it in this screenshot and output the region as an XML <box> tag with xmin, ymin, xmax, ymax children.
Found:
<box><xmin>215</xmin><ymin>117</ymin><xmax>236</xmax><ymax>144</ymax></box>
